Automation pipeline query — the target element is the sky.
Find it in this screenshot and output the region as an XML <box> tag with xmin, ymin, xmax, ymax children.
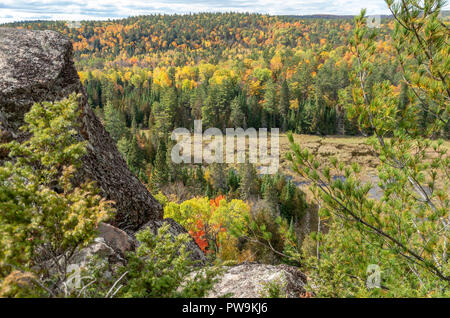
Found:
<box><xmin>0</xmin><ymin>0</ymin><xmax>449</xmax><ymax>24</ymax></box>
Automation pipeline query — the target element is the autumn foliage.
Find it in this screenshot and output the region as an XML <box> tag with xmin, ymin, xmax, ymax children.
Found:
<box><xmin>164</xmin><ymin>195</ymin><xmax>249</xmax><ymax>258</ymax></box>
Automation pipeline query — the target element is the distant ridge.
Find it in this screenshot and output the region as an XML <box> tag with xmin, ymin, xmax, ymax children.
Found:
<box><xmin>1</xmin><ymin>10</ymin><xmax>448</xmax><ymax>26</ymax></box>
<box><xmin>282</xmin><ymin>14</ymin><xmax>393</xmax><ymax>19</ymax></box>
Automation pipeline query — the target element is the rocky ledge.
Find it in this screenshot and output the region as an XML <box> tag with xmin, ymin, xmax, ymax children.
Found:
<box><xmin>0</xmin><ymin>27</ymin><xmax>205</xmax><ymax>262</ymax></box>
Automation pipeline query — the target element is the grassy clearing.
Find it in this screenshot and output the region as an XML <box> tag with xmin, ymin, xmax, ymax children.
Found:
<box><xmin>140</xmin><ymin>129</ymin><xmax>449</xmax><ymax>189</ymax></box>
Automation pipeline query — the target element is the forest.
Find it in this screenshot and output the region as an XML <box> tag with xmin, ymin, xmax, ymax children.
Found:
<box><xmin>9</xmin><ymin>11</ymin><xmax>430</xmax><ymax>183</ymax></box>
<box><xmin>0</xmin><ymin>0</ymin><xmax>449</xmax><ymax>298</ymax></box>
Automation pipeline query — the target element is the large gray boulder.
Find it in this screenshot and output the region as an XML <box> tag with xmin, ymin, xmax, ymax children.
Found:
<box><xmin>207</xmin><ymin>263</ymin><xmax>307</xmax><ymax>298</ymax></box>
<box><xmin>0</xmin><ymin>27</ymin><xmax>205</xmax><ymax>262</ymax></box>
<box><xmin>0</xmin><ymin>27</ymin><xmax>161</xmax><ymax>232</ymax></box>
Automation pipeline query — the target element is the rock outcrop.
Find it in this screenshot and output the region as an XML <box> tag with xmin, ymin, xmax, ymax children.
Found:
<box><xmin>70</xmin><ymin>237</ymin><xmax>123</xmax><ymax>268</ymax></box>
<box><xmin>0</xmin><ymin>27</ymin><xmax>205</xmax><ymax>261</ymax></box>
<box><xmin>97</xmin><ymin>222</ymin><xmax>135</xmax><ymax>257</ymax></box>
<box><xmin>0</xmin><ymin>27</ymin><xmax>161</xmax><ymax>232</ymax></box>
<box><xmin>207</xmin><ymin>263</ymin><xmax>307</xmax><ymax>298</ymax></box>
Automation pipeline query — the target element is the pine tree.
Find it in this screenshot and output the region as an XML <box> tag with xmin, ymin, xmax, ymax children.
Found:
<box><xmin>230</xmin><ymin>96</ymin><xmax>245</xmax><ymax>128</ymax></box>
<box><xmin>287</xmin><ymin>5</ymin><xmax>450</xmax><ymax>293</ymax></box>
<box><xmin>226</xmin><ymin>169</ymin><xmax>240</xmax><ymax>192</ymax></box>
<box><xmin>202</xmin><ymin>87</ymin><xmax>218</xmax><ymax>128</ymax></box>
<box><xmin>126</xmin><ymin>135</ymin><xmax>146</xmax><ymax>178</ymax></box>
<box><xmin>151</xmin><ymin>138</ymin><xmax>168</xmax><ymax>190</ymax></box>
<box><xmin>205</xmin><ymin>183</ymin><xmax>213</xmax><ymax>198</ymax></box>
<box><xmin>165</xmin><ymin>139</ymin><xmax>181</xmax><ymax>183</ymax></box>
<box><xmin>310</xmin><ymin>95</ymin><xmax>322</xmax><ymax>134</ymax></box>
<box><xmin>151</xmin><ymin>101</ymin><xmax>170</xmax><ymax>138</ymax></box>
<box><xmin>279</xmin><ymin>79</ymin><xmax>290</xmax><ymax>131</ymax></box>
<box><xmin>238</xmin><ymin>162</ymin><xmax>259</xmax><ymax>200</ymax></box>
<box><xmin>336</xmin><ymin>89</ymin><xmax>349</xmax><ymax>135</ymax></box>
<box><xmin>117</xmin><ymin>136</ymin><xmax>130</xmax><ymax>158</ymax></box>
<box><xmin>262</xmin><ymin>176</ymin><xmax>279</xmax><ymax>213</ymax></box>
<box><xmin>262</xmin><ymin>79</ymin><xmax>277</xmax><ymax>126</ymax></box>
<box><xmin>104</xmin><ymin>100</ymin><xmax>127</xmax><ymax>142</ymax></box>
<box><xmin>160</xmin><ymin>86</ymin><xmax>177</xmax><ymax>127</ymax></box>
<box><xmin>216</xmin><ymin>80</ymin><xmax>234</xmax><ymax>130</ymax></box>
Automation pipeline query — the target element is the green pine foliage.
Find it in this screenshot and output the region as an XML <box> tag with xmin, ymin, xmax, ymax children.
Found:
<box><xmin>118</xmin><ymin>224</ymin><xmax>221</xmax><ymax>298</ymax></box>
<box><xmin>288</xmin><ymin>2</ymin><xmax>449</xmax><ymax>296</ymax></box>
<box><xmin>150</xmin><ymin>138</ymin><xmax>168</xmax><ymax>191</ymax></box>
<box><xmin>104</xmin><ymin>101</ymin><xmax>127</xmax><ymax>142</ymax></box>
<box><xmin>0</xmin><ymin>94</ymin><xmax>114</xmax><ymax>296</ymax></box>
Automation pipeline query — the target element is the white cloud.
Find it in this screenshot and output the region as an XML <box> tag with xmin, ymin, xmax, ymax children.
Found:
<box><xmin>0</xmin><ymin>0</ymin><xmax>449</xmax><ymax>23</ymax></box>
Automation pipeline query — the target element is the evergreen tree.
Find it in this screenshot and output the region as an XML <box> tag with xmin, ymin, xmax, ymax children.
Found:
<box><xmin>262</xmin><ymin>80</ymin><xmax>277</xmax><ymax>126</ymax></box>
<box><xmin>310</xmin><ymin>95</ymin><xmax>322</xmax><ymax>134</ymax></box>
<box><xmin>151</xmin><ymin>138</ymin><xmax>168</xmax><ymax>190</ymax></box>
<box><xmin>104</xmin><ymin>100</ymin><xmax>127</xmax><ymax>142</ymax></box>
<box><xmin>202</xmin><ymin>87</ymin><xmax>218</xmax><ymax>128</ymax></box>
<box><xmin>205</xmin><ymin>183</ymin><xmax>213</xmax><ymax>198</ymax></box>
<box><xmin>230</xmin><ymin>96</ymin><xmax>246</xmax><ymax>128</ymax></box>
<box><xmin>117</xmin><ymin>136</ymin><xmax>130</xmax><ymax>159</ymax></box>
<box><xmin>261</xmin><ymin>176</ymin><xmax>279</xmax><ymax>213</ymax></box>
<box><xmin>279</xmin><ymin>79</ymin><xmax>290</xmax><ymax>131</ymax></box>
<box><xmin>238</xmin><ymin>162</ymin><xmax>259</xmax><ymax>200</ymax></box>
<box><xmin>126</xmin><ymin>135</ymin><xmax>146</xmax><ymax>178</ymax></box>
<box><xmin>226</xmin><ymin>169</ymin><xmax>240</xmax><ymax>192</ymax></box>
<box><xmin>216</xmin><ymin>80</ymin><xmax>234</xmax><ymax>130</ymax></box>
<box><xmin>151</xmin><ymin>101</ymin><xmax>170</xmax><ymax>138</ymax></box>
<box><xmin>287</xmin><ymin>5</ymin><xmax>450</xmax><ymax>294</ymax></box>
<box><xmin>0</xmin><ymin>95</ymin><xmax>113</xmax><ymax>296</ymax></box>
<box><xmin>166</xmin><ymin>139</ymin><xmax>181</xmax><ymax>183</ymax></box>
<box><xmin>160</xmin><ymin>87</ymin><xmax>178</xmax><ymax>128</ymax></box>
<box><xmin>279</xmin><ymin>180</ymin><xmax>306</xmax><ymax>223</ymax></box>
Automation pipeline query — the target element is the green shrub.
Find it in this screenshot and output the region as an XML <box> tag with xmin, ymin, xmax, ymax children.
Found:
<box><xmin>259</xmin><ymin>279</ymin><xmax>287</xmax><ymax>298</ymax></box>
<box><xmin>0</xmin><ymin>94</ymin><xmax>113</xmax><ymax>297</ymax></box>
<box><xmin>118</xmin><ymin>224</ymin><xmax>221</xmax><ymax>298</ymax></box>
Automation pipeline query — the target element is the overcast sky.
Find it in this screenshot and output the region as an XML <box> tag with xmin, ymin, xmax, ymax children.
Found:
<box><xmin>1</xmin><ymin>0</ymin><xmax>449</xmax><ymax>24</ymax></box>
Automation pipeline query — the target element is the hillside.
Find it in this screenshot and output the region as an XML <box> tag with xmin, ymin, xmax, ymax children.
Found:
<box><xmin>0</xmin><ymin>3</ymin><xmax>449</xmax><ymax>299</ymax></box>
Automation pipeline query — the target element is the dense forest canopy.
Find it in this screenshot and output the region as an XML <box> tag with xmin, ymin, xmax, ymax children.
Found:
<box><xmin>6</xmin><ymin>13</ymin><xmax>407</xmax><ymax>138</ymax></box>
<box><xmin>1</xmin><ymin>2</ymin><xmax>448</xmax><ymax>298</ymax></box>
